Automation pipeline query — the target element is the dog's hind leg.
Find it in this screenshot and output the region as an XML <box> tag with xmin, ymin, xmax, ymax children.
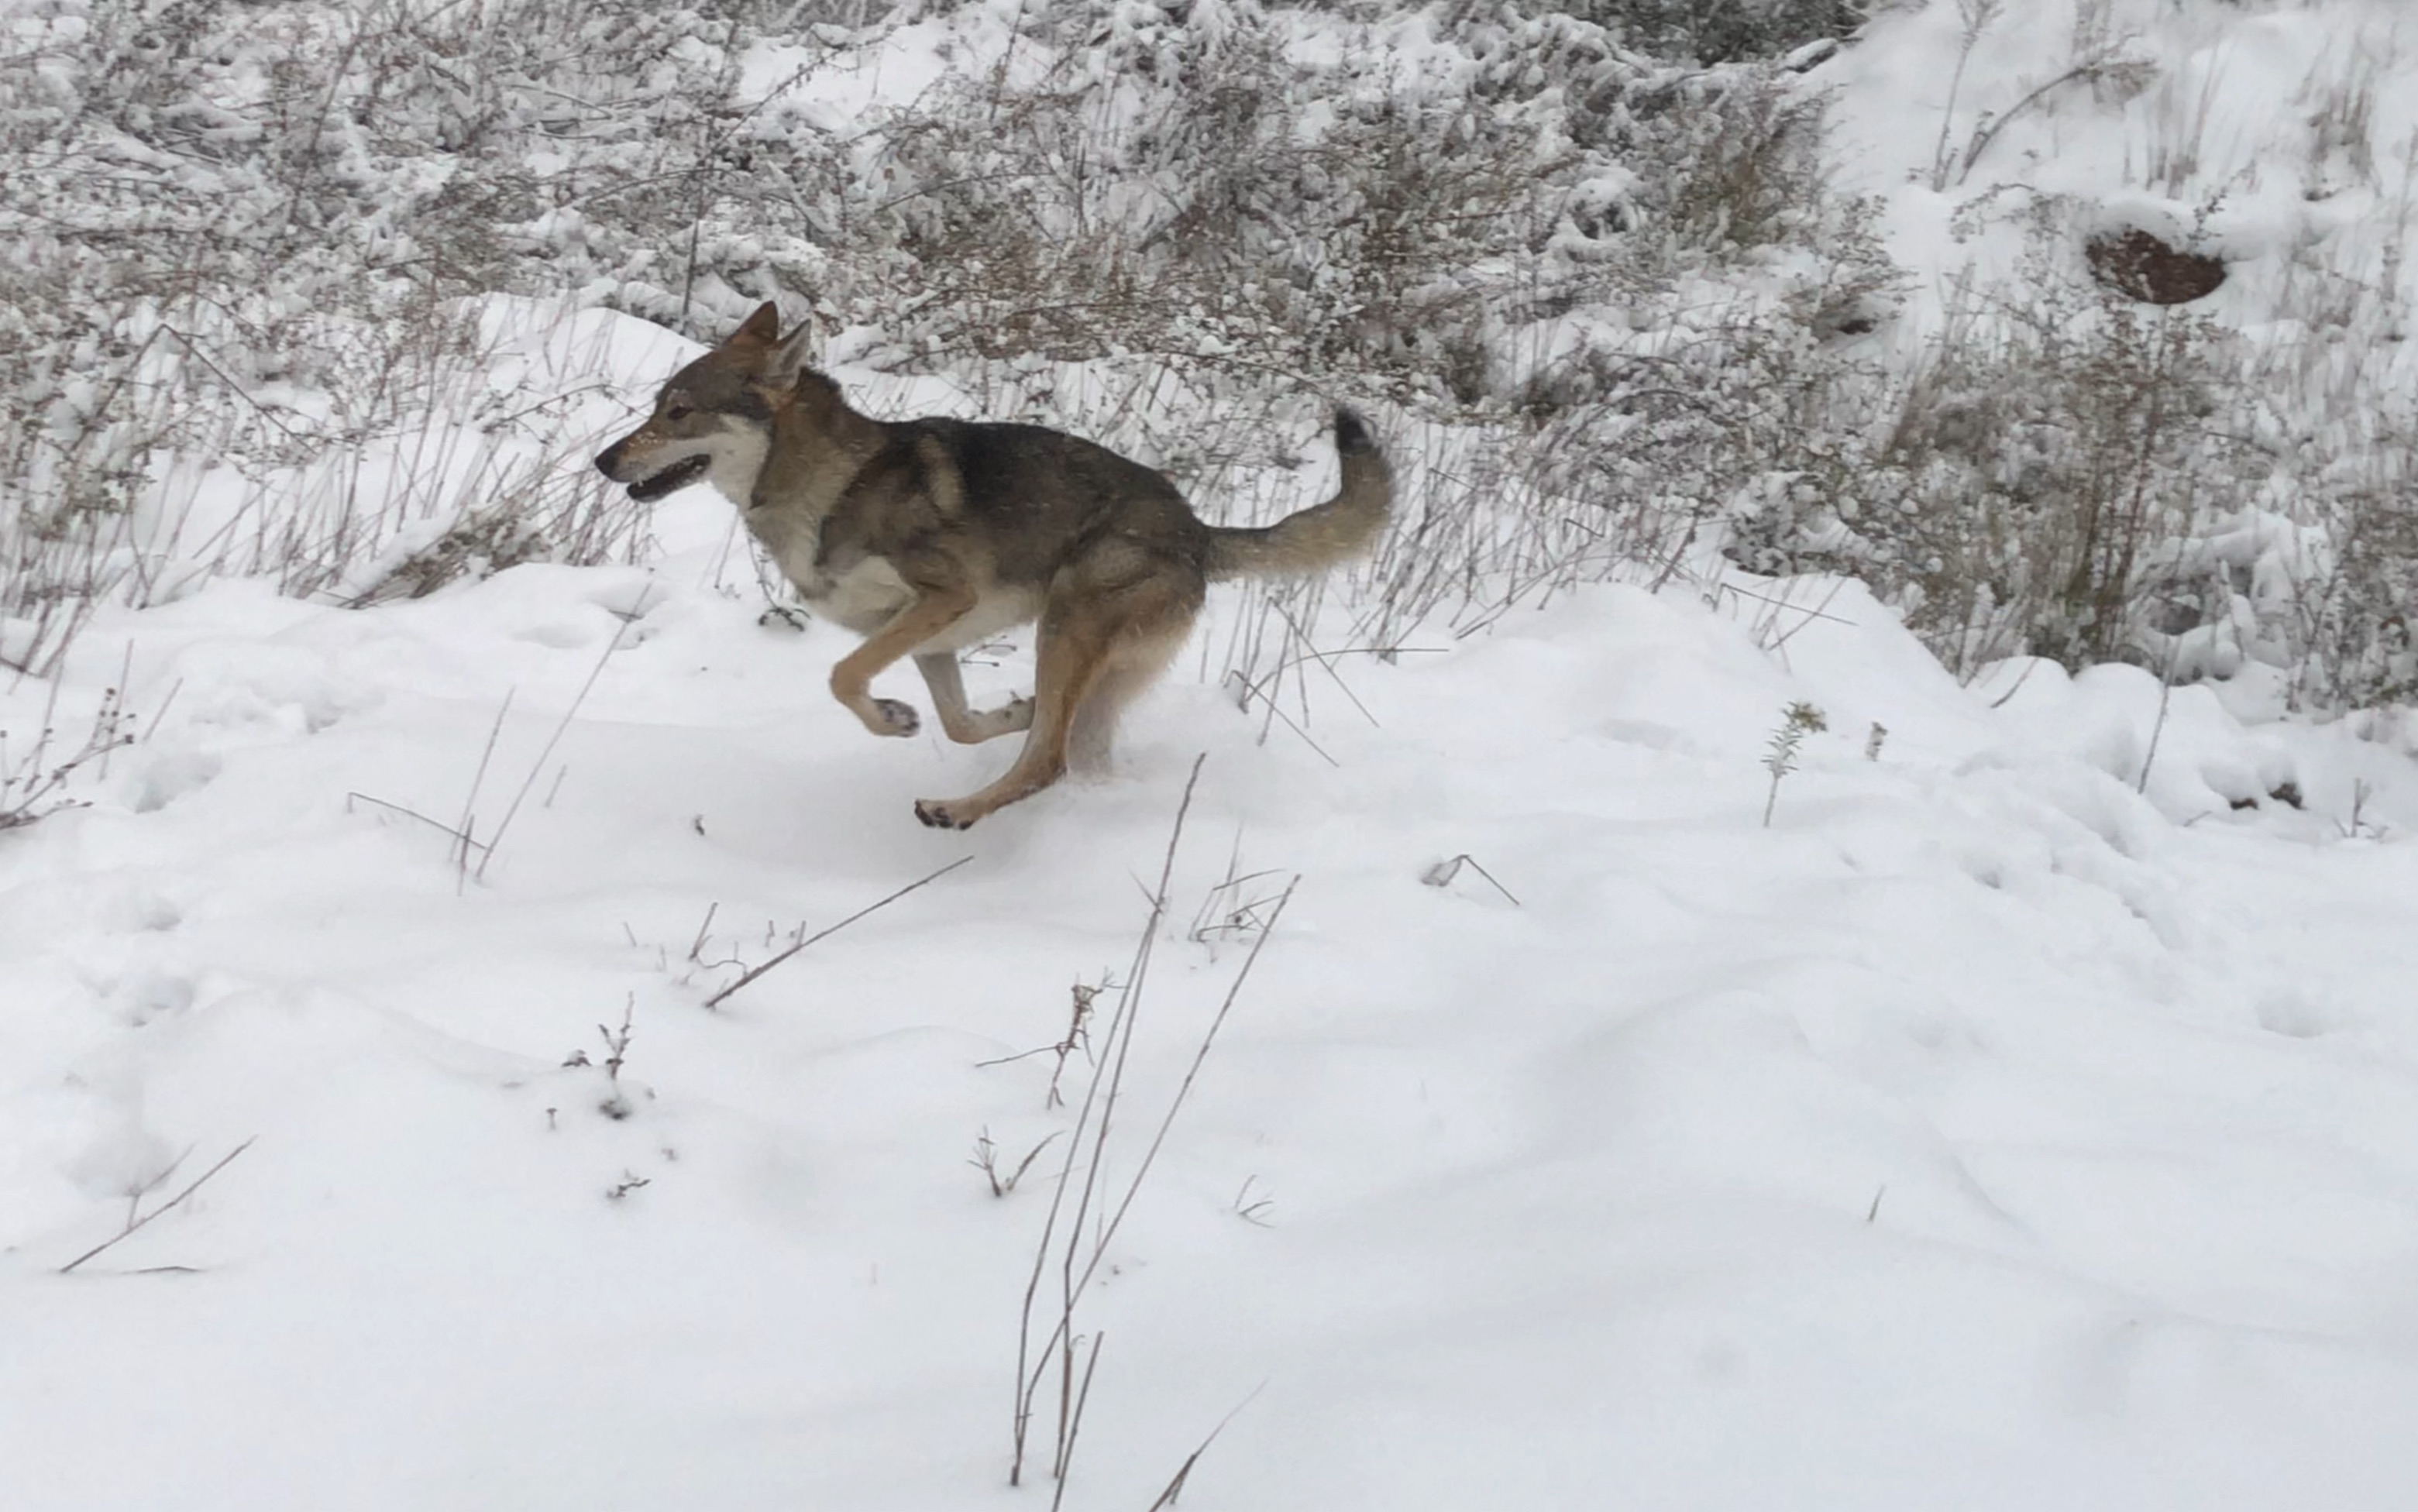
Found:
<box><xmin>913</xmin><ymin>554</ymin><xmax>1199</xmax><ymax>830</ymax></box>
<box><xmin>1065</xmin><ymin>620</ymin><xmax>1188</xmax><ymax>775</ymax></box>
<box><xmin>913</xmin><ymin>615</ymin><xmax>1109</xmax><ymax>830</ymax></box>
<box><xmin>914</xmin><ymin>652</ymin><xmax>1035</xmax><ymax>744</ymax></box>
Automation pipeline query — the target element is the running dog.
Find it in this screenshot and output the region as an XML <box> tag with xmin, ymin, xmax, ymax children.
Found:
<box><xmin>596</xmin><ymin>303</ymin><xmax>1391</xmax><ymax>829</ymax></box>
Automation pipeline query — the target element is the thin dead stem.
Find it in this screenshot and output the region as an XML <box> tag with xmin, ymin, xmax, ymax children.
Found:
<box><xmin>703</xmin><ymin>855</ymin><xmax>974</xmax><ymax>1009</ymax></box>
<box><xmin>60</xmin><ymin>1138</ymin><xmax>258</xmax><ymax>1275</ymax></box>
<box><xmin>1011</xmin><ymin>754</ymin><xmax>1206</xmax><ymax>1488</ymax></box>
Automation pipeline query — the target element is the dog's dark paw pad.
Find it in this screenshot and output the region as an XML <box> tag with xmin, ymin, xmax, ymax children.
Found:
<box><xmin>914</xmin><ymin>799</ymin><xmax>975</xmax><ymax>830</ymax></box>
<box><xmin>872</xmin><ymin>698</ymin><xmax>920</xmax><ymax>737</ymax></box>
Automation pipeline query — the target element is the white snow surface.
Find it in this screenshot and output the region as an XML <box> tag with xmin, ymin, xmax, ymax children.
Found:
<box><xmin>14</xmin><ymin>0</ymin><xmax>2418</xmax><ymax>1504</ymax></box>
<box><xmin>9</xmin><ymin>299</ymin><xmax>2418</xmax><ymax>1510</ymax></box>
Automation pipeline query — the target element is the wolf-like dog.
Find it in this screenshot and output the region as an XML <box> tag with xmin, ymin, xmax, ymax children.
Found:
<box><xmin>596</xmin><ymin>302</ymin><xmax>1392</xmax><ymax>830</ymax></box>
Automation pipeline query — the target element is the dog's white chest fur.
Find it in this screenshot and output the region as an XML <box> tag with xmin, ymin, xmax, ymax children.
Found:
<box><xmin>713</xmin><ymin>437</ymin><xmax>1036</xmax><ymax>651</ymax></box>
<box><xmin>782</xmin><ymin>547</ymin><xmax>1038</xmax><ymax>651</ymax></box>
<box><xmin>703</xmin><ymin>421</ymin><xmax>772</xmax><ymax>510</ymax></box>
<box><xmin>794</xmin><ymin>552</ymin><xmax>914</xmax><ymax>635</ymax></box>
<box><xmin>707</xmin><ymin>447</ymin><xmax>910</xmax><ymax>634</ymax></box>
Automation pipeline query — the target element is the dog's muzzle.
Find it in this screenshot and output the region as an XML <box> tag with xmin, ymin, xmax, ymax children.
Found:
<box><xmin>595</xmin><ymin>441</ymin><xmax>710</xmax><ymax>503</ymax></box>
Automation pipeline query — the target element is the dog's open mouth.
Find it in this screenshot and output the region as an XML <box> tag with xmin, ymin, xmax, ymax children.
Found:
<box><xmin>625</xmin><ymin>454</ymin><xmax>710</xmax><ymax>503</ymax></box>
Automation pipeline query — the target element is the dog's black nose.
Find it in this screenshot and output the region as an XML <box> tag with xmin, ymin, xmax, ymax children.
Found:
<box><xmin>593</xmin><ymin>444</ymin><xmax>620</xmax><ymax>477</ymax></box>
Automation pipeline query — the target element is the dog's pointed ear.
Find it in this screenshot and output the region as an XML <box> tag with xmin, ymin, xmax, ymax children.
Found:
<box><xmin>731</xmin><ymin>301</ymin><xmax>782</xmax><ymax>348</ymax></box>
<box><xmin>765</xmin><ymin>320</ymin><xmax>818</xmax><ymax>389</ymax></box>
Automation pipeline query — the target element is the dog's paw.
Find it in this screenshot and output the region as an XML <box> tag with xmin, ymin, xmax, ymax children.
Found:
<box><xmin>868</xmin><ymin>698</ymin><xmax>920</xmax><ymax>737</ymax></box>
<box><xmin>914</xmin><ymin>798</ymin><xmax>978</xmax><ymax>830</ymax></box>
<box><xmin>961</xmin><ymin>696</ymin><xmax>1034</xmax><ymax>741</ymax></box>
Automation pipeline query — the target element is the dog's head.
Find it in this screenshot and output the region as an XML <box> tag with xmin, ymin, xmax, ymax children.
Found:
<box><xmin>594</xmin><ymin>302</ymin><xmax>834</xmax><ymax>502</ymax></box>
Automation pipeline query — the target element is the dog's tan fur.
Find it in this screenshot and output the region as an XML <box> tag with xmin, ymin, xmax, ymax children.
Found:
<box><xmin>597</xmin><ymin>302</ymin><xmax>1392</xmax><ymax>828</ymax></box>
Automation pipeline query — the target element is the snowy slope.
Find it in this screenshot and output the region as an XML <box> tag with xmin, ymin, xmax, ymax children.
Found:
<box><xmin>9</xmin><ymin>295</ymin><xmax>2418</xmax><ymax>1511</ymax></box>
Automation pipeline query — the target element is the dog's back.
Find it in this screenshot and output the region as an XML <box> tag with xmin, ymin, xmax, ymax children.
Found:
<box><xmin>799</xmin><ymin>418</ymin><xmax>1210</xmax><ymax>625</ymax></box>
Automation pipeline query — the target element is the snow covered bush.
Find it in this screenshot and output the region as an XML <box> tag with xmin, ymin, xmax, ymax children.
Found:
<box><xmin>1487</xmin><ymin>0</ymin><xmax>1866</xmax><ymax>64</ymax></box>
<box><xmin>1</xmin><ymin>0</ymin><xmax>1897</xmax><ymax>672</ymax></box>
<box><xmin>1811</xmin><ymin>245</ymin><xmax>2242</xmax><ymax>681</ymax></box>
<box><xmin>1727</xmin><ymin>198</ymin><xmax>2418</xmax><ymax>709</ymax></box>
<box><xmin>7</xmin><ymin>0</ymin><xmax>2418</xmax><ymax>716</ymax></box>
<box><xmin>0</xmin><ymin>0</ymin><xmax>715</xmax><ymax>668</ymax></box>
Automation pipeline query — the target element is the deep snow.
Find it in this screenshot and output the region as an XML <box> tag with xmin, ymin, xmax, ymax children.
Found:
<box><xmin>12</xmin><ymin>1</ymin><xmax>2418</xmax><ymax>1507</ymax></box>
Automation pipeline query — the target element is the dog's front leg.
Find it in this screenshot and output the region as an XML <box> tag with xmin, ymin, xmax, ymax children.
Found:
<box><xmin>913</xmin><ymin>652</ymin><xmax>1036</xmax><ymax>744</ymax></box>
<box><xmin>828</xmin><ymin>583</ymin><xmax>975</xmax><ymax>737</ymax></box>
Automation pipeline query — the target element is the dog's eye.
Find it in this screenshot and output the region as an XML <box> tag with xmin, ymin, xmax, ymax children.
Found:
<box><xmin>663</xmin><ymin>403</ymin><xmax>693</xmax><ymax>421</ymax></box>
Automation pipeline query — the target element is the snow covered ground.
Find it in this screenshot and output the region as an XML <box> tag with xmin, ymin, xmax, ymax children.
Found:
<box><xmin>9</xmin><ymin>300</ymin><xmax>2418</xmax><ymax>1510</ymax></box>
<box><xmin>12</xmin><ymin>0</ymin><xmax>2418</xmax><ymax>1507</ymax></box>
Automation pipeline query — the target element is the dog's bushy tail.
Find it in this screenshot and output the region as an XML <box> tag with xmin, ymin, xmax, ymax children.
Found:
<box><xmin>1204</xmin><ymin>408</ymin><xmax>1393</xmax><ymax>582</ymax></box>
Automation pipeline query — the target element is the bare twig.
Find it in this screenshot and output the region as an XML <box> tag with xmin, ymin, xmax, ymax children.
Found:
<box><xmin>1231</xmin><ymin>644</ymin><xmax>1440</xmax><ymax>722</ymax></box>
<box><xmin>597</xmin><ymin>996</ymin><xmax>635</xmax><ymax>1119</ymax></box>
<box><xmin>1088</xmin><ymin>878</ymin><xmax>1296</xmax><ymax>1273</ymax></box>
<box><xmin>476</xmin><ymin>605</ymin><xmax>645</xmax><ymax>881</ymax></box>
<box><xmin>1761</xmin><ymin>702</ymin><xmax>1828</xmax><ymax>828</ymax></box>
<box><xmin>1011</xmin><ymin>761</ymin><xmax>1296</xmax><ymax>1502</ymax></box>
<box><xmin>2139</xmin><ymin>649</ymin><xmax>2177</xmax><ymax>796</ymax></box>
<box><xmin>1147</xmin><ymin>1383</ymin><xmax>1266</xmax><ymax>1510</ymax></box>
<box><xmin>972</xmin><ymin>976</ymin><xmax>1103</xmax><ymax>1111</ymax></box>
<box><xmin>1955</xmin><ymin>52</ymin><xmax>2137</xmax><ymax>186</ymax></box>
<box><xmin>1230</xmin><ymin>1175</ymin><xmax>1274</xmax><ymax>1227</ymax></box>
<box><xmin>685</xmin><ymin>901</ymin><xmax>721</xmax><ymax>964</ymax></box>
<box><xmin>344</xmin><ymin>792</ymin><xmax>490</xmax><ymax>855</ymax></box>
<box><xmin>453</xmin><ymin>689</ymin><xmax>514</xmax><ymax>881</ymax></box>
<box><xmin>2</xmin><ymin>676</ymin><xmax>135</xmax><ymax>830</ymax></box>
<box><xmin>1985</xmin><ymin>656</ymin><xmax>2041</xmax><ymax>709</ymax></box>
<box><xmin>1189</xmin><ymin>833</ymin><xmax>1292</xmax><ymax>945</ymax></box>
<box><xmin>1049</xmin><ymin>1332</ymin><xmax>1106</xmax><ymax>1509</ymax></box>
<box><xmin>971</xmin><ymin>1129</ymin><xmax>1065</xmax><ymax>1198</ymax></box>
<box><xmin>97</xmin><ymin>642</ymin><xmax>133</xmax><ymax>779</ymax></box>
<box><xmin>60</xmin><ymin>1138</ymin><xmax>258</xmax><ymax>1275</ymax></box>
<box><xmin>1013</xmin><ymin>755</ymin><xmax>1205</xmax><ymax>1488</ymax></box>
<box><xmin>703</xmin><ymin>855</ymin><xmax>973</xmax><ymax>1009</ymax></box>
<box><xmin>1420</xmin><ymin>853</ymin><xmax>1522</xmax><ymax>905</ymax></box>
